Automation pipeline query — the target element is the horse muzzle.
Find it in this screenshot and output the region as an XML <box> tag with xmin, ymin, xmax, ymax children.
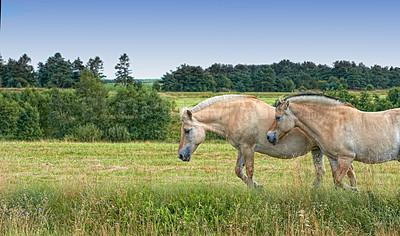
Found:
<box><xmin>267</xmin><ymin>131</ymin><xmax>278</xmax><ymax>145</ymax></box>
<box><xmin>178</xmin><ymin>147</ymin><xmax>192</xmax><ymax>161</ymax></box>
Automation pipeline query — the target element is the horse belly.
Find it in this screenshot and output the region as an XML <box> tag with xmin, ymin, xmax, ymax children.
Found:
<box><xmin>355</xmin><ymin>144</ymin><xmax>400</xmax><ymax>164</ymax></box>
<box><xmin>347</xmin><ymin>127</ymin><xmax>400</xmax><ymax>163</ymax></box>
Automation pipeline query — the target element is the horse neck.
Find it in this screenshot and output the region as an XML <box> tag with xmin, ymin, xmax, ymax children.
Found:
<box><xmin>290</xmin><ymin>103</ymin><xmax>339</xmax><ymax>141</ymax></box>
<box><xmin>192</xmin><ymin>104</ymin><xmax>229</xmax><ymax>137</ymax></box>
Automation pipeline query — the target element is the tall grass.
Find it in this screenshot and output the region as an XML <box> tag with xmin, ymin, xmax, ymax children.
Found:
<box><xmin>0</xmin><ymin>141</ymin><xmax>399</xmax><ymax>235</ymax></box>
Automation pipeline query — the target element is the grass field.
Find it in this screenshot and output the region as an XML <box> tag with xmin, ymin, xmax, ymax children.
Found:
<box><xmin>160</xmin><ymin>91</ymin><xmax>294</xmax><ymax>112</ymax></box>
<box><xmin>0</xmin><ymin>141</ymin><xmax>399</xmax><ymax>235</ymax></box>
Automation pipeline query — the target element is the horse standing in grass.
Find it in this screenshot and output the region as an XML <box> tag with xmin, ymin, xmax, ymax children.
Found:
<box><xmin>178</xmin><ymin>95</ymin><xmax>357</xmax><ymax>188</ymax></box>
<box><xmin>267</xmin><ymin>94</ymin><xmax>400</xmax><ymax>188</ymax></box>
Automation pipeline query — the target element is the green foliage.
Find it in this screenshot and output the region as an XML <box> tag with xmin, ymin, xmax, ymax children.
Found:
<box><xmin>162</xmin><ymin>60</ymin><xmax>400</xmax><ymax>92</ymax></box>
<box><xmin>0</xmin><ymin>93</ymin><xmax>21</xmax><ymax>138</ymax></box>
<box><xmin>107</xmin><ymin>124</ymin><xmax>130</xmax><ymax>142</ymax></box>
<box><xmin>324</xmin><ymin>85</ymin><xmax>395</xmax><ymax>112</ymax></box>
<box><xmin>66</xmin><ymin>123</ymin><xmax>103</xmax><ymax>142</ymax></box>
<box><xmin>365</xmin><ymin>84</ymin><xmax>374</xmax><ymax>91</ymax></box>
<box><xmin>1</xmin><ymin>54</ymin><xmax>37</xmax><ymax>87</ymax></box>
<box><xmin>387</xmin><ymin>87</ymin><xmax>400</xmax><ymax>107</ymax></box>
<box><xmin>46</xmin><ymin>88</ymin><xmax>78</xmax><ymax>138</ymax></box>
<box><xmin>152</xmin><ymin>80</ymin><xmax>161</xmax><ymax>91</ymax></box>
<box><xmin>86</xmin><ymin>56</ymin><xmax>105</xmax><ymax>79</ymax></box>
<box><xmin>16</xmin><ymin>103</ymin><xmax>43</xmax><ymax>140</ymax></box>
<box><xmin>75</xmin><ymin>69</ymin><xmax>109</xmax><ymax>130</ymax></box>
<box><xmin>109</xmin><ymin>86</ymin><xmax>171</xmax><ymax>140</ymax></box>
<box><xmin>38</xmin><ymin>53</ymin><xmax>74</xmax><ymax>88</ymax></box>
<box><xmin>114</xmin><ymin>53</ymin><xmax>134</xmax><ymax>86</ymax></box>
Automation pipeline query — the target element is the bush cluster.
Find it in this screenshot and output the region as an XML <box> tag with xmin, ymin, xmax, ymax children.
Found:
<box><xmin>0</xmin><ymin>70</ymin><xmax>170</xmax><ymax>141</ymax></box>
<box><xmin>324</xmin><ymin>85</ymin><xmax>399</xmax><ymax>112</ymax></box>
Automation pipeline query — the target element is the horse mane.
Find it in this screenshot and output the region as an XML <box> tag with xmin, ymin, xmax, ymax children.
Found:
<box><xmin>277</xmin><ymin>93</ymin><xmax>352</xmax><ymax>108</ymax></box>
<box><xmin>180</xmin><ymin>95</ymin><xmax>257</xmax><ymax>118</ymax></box>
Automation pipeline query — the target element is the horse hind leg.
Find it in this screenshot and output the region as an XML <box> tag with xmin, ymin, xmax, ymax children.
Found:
<box><xmin>241</xmin><ymin>146</ymin><xmax>261</xmax><ymax>188</ymax></box>
<box><xmin>334</xmin><ymin>157</ymin><xmax>354</xmax><ymax>189</ymax></box>
<box><xmin>328</xmin><ymin>157</ymin><xmax>351</xmax><ymax>189</ymax></box>
<box><xmin>311</xmin><ymin>150</ymin><xmax>326</xmax><ymax>188</ymax></box>
<box><xmin>235</xmin><ymin>151</ymin><xmax>248</xmax><ymax>184</ymax></box>
<box><xmin>346</xmin><ymin>164</ymin><xmax>357</xmax><ymax>188</ymax></box>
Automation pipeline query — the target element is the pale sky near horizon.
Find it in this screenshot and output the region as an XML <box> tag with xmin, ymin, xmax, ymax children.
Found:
<box><xmin>1</xmin><ymin>0</ymin><xmax>399</xmax><ymax>79</ymax></box>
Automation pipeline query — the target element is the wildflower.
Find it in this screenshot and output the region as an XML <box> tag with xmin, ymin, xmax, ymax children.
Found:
<box><xmin>39</xmin><ymin>208</ymin><xmax>42</xmax><ymax>211</ymax></box>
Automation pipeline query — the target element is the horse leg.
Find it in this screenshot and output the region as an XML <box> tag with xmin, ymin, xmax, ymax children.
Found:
<box><xmin>311</xmin><ymin>149</ymin><xmax>326</xmax><ymax>188</ymax></box>
<box><xmin>346</xmin><ymin>164</ymin><xmax>357</xmax><ymax>188</ymax></box>
<box><xmin>328</xmin><ymin>157</ymin><xmax>351</xmax><ymax>189</ymax></box>
<box><xmin>334</xmin><ymin>157</ymin><xmax>354</xmax><ymax>189</ymax></box>
<box><xmin>241</xmin><ymin>146</ymin><xmax>261</xmax><ymax>188</ymax></box>
<box><xmin>235</xmin><ymin>151</ymin><xmax>248</xmax><ymax>184</ymax></box>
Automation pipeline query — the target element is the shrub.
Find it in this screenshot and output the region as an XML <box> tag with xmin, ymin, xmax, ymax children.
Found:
<box><xmin>16</xmin><ymin>104</ymin><xmax>43</xmax><ymax>140</ymax></box>
<box><xmin>365</xmin><ymin>84</ymin><xmax>374</xmax><ymax>91</ymax></box>
<box><xmin>107</xmin><ymin>124</ymin><xmax>130</xmax><ymax>142</ymax></box>
<box><xmin>66</xmin><ymin>123</ymin><xmax>103</xmax><ymax>142</ymax></box>
<box><xmin>46</xmin><ymin>88</ymin><xmax>78</xmax><ymax>138</ymax></box>
<box><xmin>0</xmin><ymin>94</ymin><xmax>21</xmax><ymax>138</ymax></box>
<box><xmin>109</xmin><ymin>86</ymin><xmax>171</xmax><ymax>140</ymax></box>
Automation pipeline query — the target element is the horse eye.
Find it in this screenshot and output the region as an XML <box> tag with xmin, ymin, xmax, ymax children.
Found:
<box><xmin>276</xmin><ymin>116</ymin><xmax>281</xmax><ymax>121</ymax></box>
<box><xmin>184</xmin><ymin>129</ymin><xmax>190</xmax><ymax>134</ymax></box>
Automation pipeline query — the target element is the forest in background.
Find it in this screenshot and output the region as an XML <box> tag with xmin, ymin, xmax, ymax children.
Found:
<box><xmin>2</xmin><ymin>53</ymin><xmax>400</xmax><ymax>92</ymax></box>
<box><xmin>161</xmin><ymin>61</ymin><xmax>400</xmax><ymax>92</ymax></box>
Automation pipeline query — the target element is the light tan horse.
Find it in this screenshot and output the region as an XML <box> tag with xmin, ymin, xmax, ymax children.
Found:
<box><xmin>178</xmin><ymin>95</ymin><xmax>357</xmax><ymax>188</ymax></box>
<box><xmin>267</xmin><ymin>93</ymin><xmax>400</xmax><ymax>188</ymax></box>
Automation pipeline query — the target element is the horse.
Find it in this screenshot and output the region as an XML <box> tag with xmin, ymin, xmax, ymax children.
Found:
<box><xmin>267</xmin><ymin>93</ymin><xmax>400</xmax><ymax>188</ymax></box>
<box><xmin>178</xmin><ymin>95</ymin><xmax>357</xmax><ymax>188</ymax></box>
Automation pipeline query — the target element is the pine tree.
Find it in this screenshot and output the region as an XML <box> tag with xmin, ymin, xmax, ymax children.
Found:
<box><xmin>114</xmin><ymin>53</ymin><xmax>133</xmax><ymax>86</ymax></box>
<box><xmin>86</xmin><ymin>56</ymin><xmax>105</xmax><ymax>79</ymax></box>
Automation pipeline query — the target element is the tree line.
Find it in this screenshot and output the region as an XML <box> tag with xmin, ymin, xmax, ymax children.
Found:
<box><xmin>161</xmin><ymin>60</ymin><xmax>400</xmax><ymax>92</ymax></box>
<box><xmin>0</xmin><ymin>52</ymin><xmax>138</xmax><ymax>88</ymax></box>
<box><xmin>0</xmin><ymin>69</ymin><xmax>170</xmax><ymax>141</ymax></box>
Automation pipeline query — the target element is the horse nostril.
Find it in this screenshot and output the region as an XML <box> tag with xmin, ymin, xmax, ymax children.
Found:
<box><xmin>178</xmin><ymin>153</ymin><xmax>184</xmax><ymax>160</ymax></box>
<box><xmin>267</xmin><ymin>132</ymin><xmax>277</xmax><ymax>145</ymax></box>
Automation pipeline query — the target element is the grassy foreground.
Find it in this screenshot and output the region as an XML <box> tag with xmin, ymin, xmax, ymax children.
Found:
<box><xmin>0</xmin><ymin>141</ymin><xmax>399</xmax><ymax>235</ymax></box>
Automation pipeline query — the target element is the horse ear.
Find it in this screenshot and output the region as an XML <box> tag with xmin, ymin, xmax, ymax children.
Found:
<box><xmin>187</xmin><ymin>110</ymin><xmax>193</xmax><ymax>120</ymax></box>
<box><xmin>282</xmin><ymin>100</ymin><xmax>290</xmax><ymax>109</ymax></box>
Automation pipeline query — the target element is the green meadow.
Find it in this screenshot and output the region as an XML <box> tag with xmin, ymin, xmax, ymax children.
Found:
<box><xmin>1</xmin><ymin>89</ymin><xmax>399</xmax><ymax>235</ymax></box>
<box><xmin>0</xmin><ymin>141</ymin><xmax>399</xmax><ymax>235</ymax></box>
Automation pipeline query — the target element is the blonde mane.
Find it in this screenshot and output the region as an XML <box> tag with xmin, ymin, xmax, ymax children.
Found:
<box><xmin>180</xmin><ymin>95</ymin><xmax>257</xmax><ymax>118</ymax></box>
<box><xmin>278</xmin><ymin>94</ymin><xmax>349</xmax><ymax>108</ymax></box>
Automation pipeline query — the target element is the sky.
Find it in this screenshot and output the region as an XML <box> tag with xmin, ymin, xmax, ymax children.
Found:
<box><xmin>1</xmin><ymin>0</ymin><xmax>400</xmax><ymax>79</ymax></box>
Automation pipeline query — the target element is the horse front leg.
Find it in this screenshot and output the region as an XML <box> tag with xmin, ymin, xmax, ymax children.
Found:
<box><xmin>311</xmin><ymin>150</ymin><xmax>326</xmax><ymax>188</ymax></box>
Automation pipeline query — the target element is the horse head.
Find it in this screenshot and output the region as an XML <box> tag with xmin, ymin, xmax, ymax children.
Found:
<box><xmin>267</xmin><ymin>100</ymin><xmax>296</xmax><ymax>145</ymax></box>
<box><xmin>178</xmin><ymin>109</ymin><xmax>206</xmax><ymax>161</ymax></box>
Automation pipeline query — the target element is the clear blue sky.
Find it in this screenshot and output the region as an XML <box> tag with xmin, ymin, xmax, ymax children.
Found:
<box><xmin>1</xmin><ymin>0</ymin><xmax>399</xmax><ymax>79</ymax></box>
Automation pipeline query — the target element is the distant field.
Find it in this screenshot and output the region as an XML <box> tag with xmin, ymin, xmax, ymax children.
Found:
<box><xmin>0</xmin><ymin>141</ymin><xmax>399</xmax><ymax>235</ymax></box>
<box><xmin>160</xmin><ymin>92</ymin><xmax>293</xmax><ymax>112</ymax></box>
<box><xmin>103</xmin><ymin>83</ymin><xmax>153</xmax><ymax>92</ymax></box>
